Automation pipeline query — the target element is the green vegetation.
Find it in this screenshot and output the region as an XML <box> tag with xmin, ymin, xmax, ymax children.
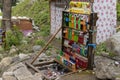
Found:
<box><xmin>5</xmin><ymin>25</ymin><xmax>23</xmax><ymax>50</ymax></box>
<box><xmin>117</xmin><ymin>2</ymin><xmax>120</xmax><ymax>21</ymax></box>
<box><xmin>96</xmin><ymin>43</ymin><xmax>107</xmax><ymax>55</ymax></box>
<box><xmin>12</xmin><ymin>0</ymin><xmax>50</xmax><ymax>36</ymax></box>
<box><xmin>34</xmin><ymin>39</ymin><xmax>45</xmax><ymax>46</ymax></box>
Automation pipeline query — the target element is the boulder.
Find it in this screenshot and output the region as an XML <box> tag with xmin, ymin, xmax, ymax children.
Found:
<box><xmin>0</xmin><ymin>78</ymin><xmax>2</xmax><ymax>80</ymax></box>
<box><xmin>106</xmin><ymin>32</ymin><xmax>120</xmax><ymax>57</ymax></box>
<box><xmin>116</xmin><ymin>78</ymin><xmax>120</xmax><ymax>80</ymax></box>
<box><xmin>7</xmin><ymin>63</ymin><xmax>37</xmax><ymax>80</ymax></box>
<box><xmin>9</xmin><ymin>46</ymin><xmax>18</xmax><ymax>54</ymax></box>
<box><xmin>0</xmin><ymin>57</ymin><xmax>13</xmax><ymax>68</ymax></box>
<box><xmin>3</xmin><ymin>72</ymin><xmax>14</xmax><ymax>76</ymax></box>
<box><xmin>2</xmin><ymin>75</ymin><xmax>17</xmax><ymax>80</ymax></box>
<box><xmin>95</xmin><ymin>56</ymin><xmax>120</xmax><ymax>79</ymax></box>
<box><xmin>0</xmin><ymin>46</ymin><xmax>4</xmax><ymax>52</ymax></box>
<box><xmin>2</xmin><ymin>72</ymin><xmax>17</xmax><ymax>80</ymax></box>
<box><xmin>34</xmin><ymin>73</ymin><xmax>43</xmax><ymax>80</ymax></box>
<box><xmin>32</xmin><ymin>45</ymin><xmax>41</xmax><ymax>52</ymax></box>
<box><xmin>18</xmin><ymin>53</ymin><xmax>30</xmax><ymax>60</ymax></box>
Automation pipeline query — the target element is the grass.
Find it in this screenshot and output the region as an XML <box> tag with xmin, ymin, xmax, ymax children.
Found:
<box><xmin>12</xmin><ymin>0</ymin><xmax>50</xmax><ymax>34</ymax></box>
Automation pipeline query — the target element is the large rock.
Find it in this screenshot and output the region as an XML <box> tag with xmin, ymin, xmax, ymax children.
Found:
<box><xmin>2</xmin><ymin>72</ymin><xmax>17</xmax><ymax>80</ymax></box>
<box><xmin>2</xmin><ymin>75</ymin><xmax>17</xmax><ymax>80</ymax></box>
<box><xmin>0</xmin><ymin>57</ymin><xmax>13</xmax><ymax>69</ymax></box>
<box><xmin>34</xmin><ymin>73</ymin><xmax>43</xmax><ymax>80</ymax></box>
<box><xmin>9</xmin><ymin>46</ymin><xmax>18</xmax><ymax>54</ymax></box>
<box><xmin>7</xmin><ymin>63</ymin><xmax>37</xmax><ymax>80</ymax></box>
<box><xmin>106</xmin><ymin>32</ymin><xmax>120</xmax><ymax>57</ymax></box>
<box><xmin>95</xmin><ymin>56</ymin><xmax>120</xmax><ymax>79</ymax></box>
<box><xmin>18</xmin><ymin>53</ymin><xmax>30</xmax><ymax>60</ymax></box>
<box><xmin>32</xmin><ymin>45</ymin><xmax>41</xmax><ymax>52</ymax></box>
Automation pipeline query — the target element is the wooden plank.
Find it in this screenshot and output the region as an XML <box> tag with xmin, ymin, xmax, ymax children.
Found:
<box><xmin>33</xmin><ymin>60</ymin><xmax>55</xmax><ymax>67</ymax></box>
<box><xmin>31</xmin><ymin>26</ymin><xmax>62</xmax><ymax>64</ymax></box>
<box><xmin>25</xmin><ymin>62</ymin><xmax>41</xmax><ymax>73</ymax></box>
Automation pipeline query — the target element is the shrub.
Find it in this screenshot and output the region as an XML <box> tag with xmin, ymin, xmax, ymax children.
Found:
<box><xmin>5</xmin><ymin>25</ymin><xmax>23</xmax><ymax>50</ymax></box>
<box><xmin>35</xmin><ymin>39</ymin><xmax>45</xmax><ymax>46</ymax></box>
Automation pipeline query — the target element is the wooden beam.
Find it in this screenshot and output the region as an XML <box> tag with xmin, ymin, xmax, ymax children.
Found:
<box><xmin>33</xmin><ymin>60</ymin><xmax>55</xmax><ymax>67</ymax></box>
<box><xmin>25</xmin><ymin>62</ymin><xmax>41</xmax><ymax>73</ymax></box>
<box><xmin>31</xmin><ymin>26</ymin><xmax>62</xmax><ymax>64</ymax></box>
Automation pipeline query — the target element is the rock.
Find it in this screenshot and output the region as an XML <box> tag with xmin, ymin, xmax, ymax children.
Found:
<box><xmin>0</xmin><ymin>78</ymin><xmax>2</xmax><ymax>80</ymax></box>
<box><xmin>2</xmin><ymin>75</ymin><xmax>17</xmax><ymax>80</ymax></box>
<box><xmin>0</xmin><ymin>57</ymin><xmax>13</xmax><ymax>76</ymax></box>
<box><xmin>34</xmin><ymin>73</ymin><xmax>43</xmax><ymax>80</ymax></box>
<box><xmin>7</xmin><ymin>63</ymin><xmax>37</xmax><ymax>80</ymax></box>
<box><xmin>21</xmin><ymin>40</ymin><xmax>28</xmax><ymax>44</ymax></box>
<box><xmin>9</xmin><ymin>46</ymin><xmax>18</xmax><ymax>54</ymax></box>
<box><xmin>0</xmin><ymin>54</ymin><xmax>4</xmax><ymax>60</ymax></box>
<box><xmin>12</xmin><ymin>56</ymin><xmax>20</xmax><ymax>63</ymax></box>
<box><xmin>3</xmin><ymin>72</ymin><xmax>14</xmax><ymax>76</ymax></box>
<box><xmin>2</xmin><ymin>72</ymin><xmax>16</xmax><ymax>80</ymax></box>
<box><xmin>32</xmin><ymin>45</ymin><xmax>41</xmax><ymax>52</ymax></box>
<box><xmin>116</xmin><ymin>78</ymin><xmax>120</xmax><ymax>80</ymax></box>
<box><xmin>101</xmin><ymin>52</ymin><xmax>109</xmax><ymax>56</ymax></box>
<box><xmin>0</xmin><ymin>46</ymin><xmax>4</xmax><ymax>52</ymax></box>
<box><xmin>18</xmin><ymin>53</ymin><xmax>30</xmax><ymax>60</ymax></box>
<box><xmin>0</xmin><ymin>57</ymin><xmax>13</xmax><ymax>67</ymax></box>
<box><xmin>2</xmin><ymin>72</ymin><xmax>17</xmax><ymax>80</ymax></box>
<box><xmin>95</xmin><ymin>56</ymin><xmax>120</xmax><ymax>79</ymax></box>
<box><xmin>106</xmin><ymin>32</ymin><xmax>120</xmax><ymax>57</ymax></box>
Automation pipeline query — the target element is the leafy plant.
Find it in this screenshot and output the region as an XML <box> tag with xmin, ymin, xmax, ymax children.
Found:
<box><xmin>5</xmin><ymin>25</ymin><xmax>23</xmax><ymax>50</ymax></box>
<box><xmin>35</xmin><ymin>39</ymin><xmax>45</xmax><ymax>46</ymax></box>
<box><xmin>95</xmin><ymin>42</ymin><xmax>107</xmax><ymax>55</ymax></box>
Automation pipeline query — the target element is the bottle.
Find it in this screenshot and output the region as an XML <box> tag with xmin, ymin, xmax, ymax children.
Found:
<box><xmin>69</xmin><ymin>13</ymin><xmax>72</xmax><ymax>28</ymax></box>
<box><xmin>71</xmin><ymin>14</ymin><xmax>74</xmax><ymax>28</ymax></box>
<box><xmin>78</xmin><ymin>17</ymin><xmax>81</xmax><ymax>30</ymax></box>
<box><xmin>74</xmin><ymin>14</ymin><xmax>77</xmax><ymax>29</ymax></box>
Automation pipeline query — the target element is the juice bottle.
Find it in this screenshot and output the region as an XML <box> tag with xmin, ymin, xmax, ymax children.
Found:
<box><xmin>68</xmin><ymin>29</ymin><xmax>72</xmax><ymax>40</ymax></box>
<box><xmin>78</xmin><ymin>17</ymin><xmax>81</xmax><ymax>30</ymax></box>
<box><xmin>82</xmin><ymin>20</ymin><xmax>87</xmax><ymax>32</ymax></box>
<box><xmin>74</xmin><ymin>31</ymin><xmax>78</xmax><ymax>42</ymax></box>
<box><xmin>71</xmin><ymin>15</ymin><xmax>74</xmax><ymax>28</ymax></box>
<box><xmin>69</xmin><ymin>13</ymin><xmax>72</xmax><ymax>28</ymax></box>
<box><xmin>72</xmin><ymin>30</ymin><xmax>74</xmax><ymax>41</ymax></box>
<box><xmin>74</xmin><ymin>14</ymin><xmax>76</xmax><ymax>29</ymax></box>
<box><xmin>76</xmin><ymin>16</ymin><xmax>79</xmax><ymax>29</ymax></box>
<box><xmin>64</xmin><ymin>28</ymin><xmax>68</xmax><ymax>38</ymax></box>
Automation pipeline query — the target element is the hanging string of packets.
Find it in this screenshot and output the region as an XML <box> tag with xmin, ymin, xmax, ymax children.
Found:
<box><xmin>69</xmin><ymin>1</ymin><xmax>91</xmax><ymax>14</ymax></box>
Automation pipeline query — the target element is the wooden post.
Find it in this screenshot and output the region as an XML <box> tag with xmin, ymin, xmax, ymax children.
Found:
<box><xmin>87</xmin><ymin>13</ymin><xmax>97</xmax><ymax>70</ymax></box>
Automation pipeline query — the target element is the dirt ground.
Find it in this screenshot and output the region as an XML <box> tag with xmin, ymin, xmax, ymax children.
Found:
<box><xmin>58</xmin><ymin>71</ymin><xmax>98</xmax><ymax>80</ymax></box>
